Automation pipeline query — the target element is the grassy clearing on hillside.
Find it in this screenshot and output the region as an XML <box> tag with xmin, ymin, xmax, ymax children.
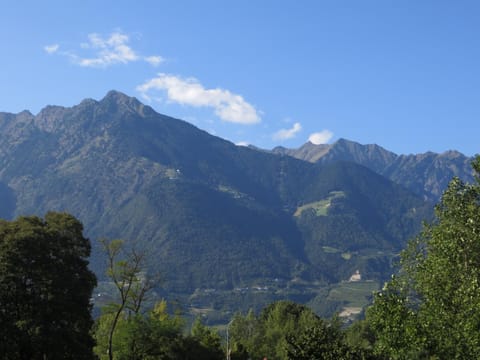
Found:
<box><xmin>322</xmin><ymin>246</ymin><xmax>341</xmax><ymax>253</ymax></box>
<box><xmin>327</xmin><ymin>281</ymin><xmax>379</xmax><ymax>308</ymax></box>
<box><xmin>306</xmin><ymin>280</ymin><xmax>380</xmax><ymax>320</ymax></box>
<box><xmin>294</xmin><ymin>191</ymin><xmax>345</xmax><ymax>217</ymax></box>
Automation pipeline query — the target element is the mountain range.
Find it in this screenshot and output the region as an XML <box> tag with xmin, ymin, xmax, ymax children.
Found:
<box><xmin>0</xmin><ymin>91</ymin><xmax>474</xmax><ymax>320</ymax></box>
<box><xmin>272</xmin><ymin>139</ymin><xmax>474</xmax><ymax>202</ymax></box>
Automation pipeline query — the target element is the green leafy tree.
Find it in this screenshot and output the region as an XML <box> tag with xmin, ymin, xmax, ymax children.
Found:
<box><xmin>344</xmin><ymin>319</ymin><xmax>378</xmax><ymax>359</ymax></box>
<box><xmin>95</xmin><ymin>238</ymin><xmax>159</xmax><ymax>360</ymax></box>
<box><xmin>229</xmin><ymin>309</ymin><xmax>262</xmax><ymax>357</ymax></box>
<box><xmin>96</xmin><ymin>300</ymin><xmax>186</xmax><ymax>360</ymax></box>
<box><xmin>0</xmin><ymin>212</ymin><xmax>97</xmax><ymax>359</ymax></box>
<box><xmin>229</xmin><ymin>301</ymin><xmax>377</xmax><ymax>360</ymax></box>
<box><xmin>367</xmin><ymin>156</ymin><xmax>480</xmax><ymax>359</ymax></box>
<box><xmin>190</xmin><ymin>318</ymin><xmax>224</xmax><ymax>359</ymax></box>
<box><xmin>260</xmin><ymin>301</ymin><xmax>322</xmax><ymax>359</ymax></box>
<box><xmin>95</xmin><ymin>299</ymin><xmax>227</xmax><ymax>360</ymax></box>
<box><xmin>230</xmin><ymin>301</ymin><xmax>330</xmax><ymax>359</ymax></box>
<box><xmin>185</xmin><ymin>318</ymin><xmax>224</xmax><ymax>360</ymax></box>
<box><xmin>284</xmin><ymin>319</ymin><xmax>349</xmax><ymax>360</ymax></box>
<box><xmin>285</xmin><ymin>316</ymin><xmax>380</xmax><ymax>360</ymax></box>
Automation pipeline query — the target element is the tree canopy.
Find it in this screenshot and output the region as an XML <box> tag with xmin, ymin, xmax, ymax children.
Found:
<box><xmin>0</xmin><ymin>212</ymin><xmax>97</xmax><ymax>360</ymax></box>
<box><xmin>367</xmin><ymin>156</ymin><xmax>480</xmax><ymax>359</ymax></box>
<box><xmin>228</xmin><ymin>300</ymin><xmax>371</xmax><ymax>359</ymax></box>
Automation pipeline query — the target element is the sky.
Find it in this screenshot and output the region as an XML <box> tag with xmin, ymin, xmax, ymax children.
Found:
<box><xmin>1</xmin><ymin>1</ymin><xmax>479</xmax><ymax>156</ymax></box>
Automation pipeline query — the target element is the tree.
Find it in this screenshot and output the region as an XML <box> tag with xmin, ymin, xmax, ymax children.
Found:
<box><xmin>187</xmin><ymin>318</ymin><xmax>224</xmax><ymax>360</ymax></box>
<box><xmin>95</xmin><ymin>238</ymin><xmax>159</xmax><ymax>360</ymax></box>
<box><xmin>95</xmin><ymin>299</ymin><xmax>186</xmax><ymax>360</ymax></box>
<box><xmin>0</xmin><ymin>212</ymin><xmax>97</xmax><ymax>359</ymax></box>
<box><xmin>229</xmin><ymin>301</ymin><xmax>329</xmax><ymax>359</ymax></box>
<box><xmin>284</xmin><ymin>317</ymin><xmax>349</xmax><ymax>360</ymax></box>
<box><xmin>344</xmin><ymin>319</ymin><xmax>380</xmax><ymax>359</ymax></box>
<box><xmin>259</xmin><ymin>301</ymin><xmax>323</xmax><ymax>359</ymax></box>
<box><xmin>228</xmin><ymin>309</ymin><xmax>263</xmax><ymax>358</ymax></box>
<box><xmin>367</xmin><ymin>156</ymin><xmax>480</xmax><ymax>359</ymax></box>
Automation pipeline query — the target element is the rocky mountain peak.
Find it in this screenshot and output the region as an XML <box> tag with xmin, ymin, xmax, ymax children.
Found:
<box><xmin>33</xmin><ymin>105</ymin><xmax>67</xmax><ymax>132</ymax></box>
<box><xmin>24</xmin><ymin>91</ymin><xmax>156</xmax><ymax>135</ymax></box>
<box><xmin>17</xmin><ymin>110</ymin><xmax>34</xmax><ymax>118</ymax></box>
<box><xmin>440</xmin><ymin>150</ymin><xmax>465</xmax><ymax>159</ymax></box>
<box><xmin>102</xmin><ymin>89</ymin><xmax>134</xmax><ymax>103</ymax></box>
<box><xmin>99</xmin><ymin>90</ymin><xmax>151</xmax><ymax>117</ymax></box>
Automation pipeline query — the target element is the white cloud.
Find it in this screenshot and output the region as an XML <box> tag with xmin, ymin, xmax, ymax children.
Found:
<box><xmin>137</xmin><ymin>73</ymin><xmax>261</xmax><ymax>124</ymax></box>
<box><xmin>144</xmin><ymin>55</ymin><xmax>164</xmax><ymax>66</ymax></box>
<box><xmin>273</xmin><ymin>122</ymin><xmax>302</xmax><ymax>140</ymax></box>
<box><xmin>44</xmin><ymin>44</ymin><xmax>59</xmax><ymax>54</ymax></box>
<box><xmin>236</xmin><ymin>141</ymin><xmax>250</xmax><ymax>147</ymax></box>
<box><xmin>50</xmin><ymin>31</ymin><xmax>162</xmax><ymax>68</ymax></box>
<box><xmin>73</xmin><ymin>32</ymin><xmax>139</xmax><ymax>67</ymax></box>
<box><xmin>308</xmin><ymin>130</ymin><xmax>334</xmax><ymax>145</ymax></box>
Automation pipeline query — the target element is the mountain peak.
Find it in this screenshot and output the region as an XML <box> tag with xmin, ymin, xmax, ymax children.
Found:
<box><xmin>34</xmin><ymin>105</ymin><xmax>67</xmax><ymax>132</ymax></box>
<box><xmin>331</xmin><ymin>138</ymin><xmax>393</xmax><ymax>153</ymax></box>
<box><xmin>30</xmin><ymin>91</ymin><xmax>149</xmax><ymax>133</ymax></box>
<box><xmin>100</xmin><ymin>90</ymin><xmax>152</xmax><ymax>117</ymax></box>
<box><xmin>102</xmin><ymin>90</ymin><xmax>132</xmax><ymax>101</ymax></box>
<box><xmin>101</xmin><ymin>90</ymin><xmax>141</xmax><ymax>106</ymax></box>
<box><xmin>440</xmin><ymin>149</ymin><xmax>464</xmax><ymax>158</ymax></box>
<box><xmin>18</xmin><ymin>110</ymin><xmax>34</xmax><ymax>117</ymax></box>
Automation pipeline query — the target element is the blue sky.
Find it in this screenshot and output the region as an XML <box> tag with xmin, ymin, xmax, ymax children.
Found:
<box><xmin>1</xmin><ymin>1</ymin><xmax>479</xmax><ymax>155</ymax></box>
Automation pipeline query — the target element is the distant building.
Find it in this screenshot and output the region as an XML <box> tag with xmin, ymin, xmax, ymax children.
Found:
<box><xmin>349</xmin><ymin>270</ymin><xmax>361</xmax><ymax>282</ymax></box>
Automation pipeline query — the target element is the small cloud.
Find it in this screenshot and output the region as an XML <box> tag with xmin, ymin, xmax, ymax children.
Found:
<box><xmin>44</xmin><ymin>44</ymin><xmax>59</xmax><ymax>54</ymax></box>
<box><xmin>236</xmin><ymin>141</ymin><xmax>250</xmax><ymax>147</ymax></box>
<box><xmin>49</xmin><ymin>31</ymin><xmax>162</xmax><ymax>68</ymax></box>
<box><xmin>308</xmin><ymin>130</ymin><xmax>334</xmax><ymax>145</ymax></box>
<box><xmin>273</xmin><ymin>122</ymin><xmax>302</xmax><ymax>141</ymax></box>
<box><xmin>144</xmin><ymin>55</ymin><xmax>164</xmax><ymax>66</ymax></box>
<box><xmin>136</xmin><ymin>73</ymin><xmax>261</xmax><ymax>124</ymax></box>
<box><xmin>73</xmin><ymin>32</ymin><xmax>139</xmax><ymax>67</ymax></box>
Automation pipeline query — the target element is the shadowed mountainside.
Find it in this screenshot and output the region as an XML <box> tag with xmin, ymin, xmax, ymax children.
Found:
<box><xmin>0</xmin><ymin>92</ymin><xmax>434</xmax><ymax>316</ymax></box>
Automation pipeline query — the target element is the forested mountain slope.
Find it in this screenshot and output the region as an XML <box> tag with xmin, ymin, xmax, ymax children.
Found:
<box><xmin>0</xmin><ymin>92</ymin><xmax>432</xmax><ymax>311</ymax></box>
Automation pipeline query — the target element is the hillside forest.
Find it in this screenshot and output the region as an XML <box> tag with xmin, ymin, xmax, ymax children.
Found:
<box><xmin>3</xmin><ymin>91</ymin><xmax>471</xmax><ymax>324</ymax></box>
<box><xmin>1</xmin><ymin>156</ymin><xmax>479</xmax><ymax>359</ymax></box>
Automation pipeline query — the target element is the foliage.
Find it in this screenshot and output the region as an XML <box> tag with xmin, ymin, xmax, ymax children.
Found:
<box><xmin>284</xmin><ymin>317</ymin><xmax>351</xmax><ymax>359</ymax></box>
<box><xmin>95</xmin><ymin>299</ymin><xmax>186</xmax><ymax>360</ymax></box>
<box><xmin>189</xmin><ymin>318</ymin><xmax>224</xmax><ymax>360</ymax></box>
<box><xmin>367</xmin><ymin>156</ymin><xmax>480</xmax><ymax>359</ymax></box>
<box><xmin>95</xmin><ymin>238</ymin><xmax>159</xmax><ymax>360</ymax></box>
<box><xmin>0</xmin><ymin>212</ymin><xmax>97</xmax><ymax>359</ymax></box>
<box><xmin>228</xmin><ymin>300</ymin><xmax>371</xmax><ymax>360</ymax></box>
<box><xmin>94</xmin><ymin>237</ymin><xmax>225</xmax><ymax>359</ymax></box>
<box><xmin>95</xmin><ymin>300</ymin><xmax>226</xmax><ymax>359</ymax></box>
<box><xmin>345</xmin><ymin>319</ymin><xmax>377</xmax><ymax>357</ymax></box>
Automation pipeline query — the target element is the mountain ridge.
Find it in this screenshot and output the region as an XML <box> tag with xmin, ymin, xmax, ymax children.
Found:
<box><xmin>0</xmin><ymin>90</ymin><xmax>458</xmax><ymax>320</ymax></box>
<box><xmin>272</xmin><ymin>138</ymin><xmax>475</xmax><ymax>201</ymax></box>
